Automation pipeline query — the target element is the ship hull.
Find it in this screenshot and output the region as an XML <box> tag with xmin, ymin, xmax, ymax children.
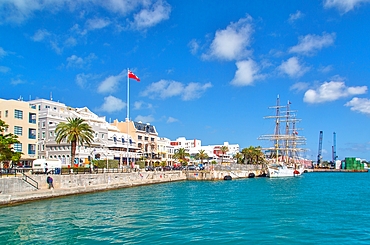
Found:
<box><xmin>267</xmin><ymin>165</ymin><xmax>303</xmax><ymax>178</ymax></box>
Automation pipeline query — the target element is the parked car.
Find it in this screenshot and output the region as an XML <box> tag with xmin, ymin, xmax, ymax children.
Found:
<box><xmin>187</xmin><ymin>165</ymin><xmax>196</xmax><ymax>171</ymax></box>
<box><xmin>145</xmin><ymin>166</ymin><xmax>154</xmax><ymax>171</ymax></box>
<box><xmin>163</xmin><ymin>166</ymin><xmax>172</xmax><ymax>171</ymax></box>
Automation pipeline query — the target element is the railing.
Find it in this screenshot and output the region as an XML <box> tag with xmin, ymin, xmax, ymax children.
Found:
<box><xmin>60</xmin><ymin>167</ymin><xmax>138</xmax><ymax>175</ymax></box>
<box><xmin>0</xmin><ymin>168</ymin><xmax>32</xmax><ymax>178</ymax></box>
<box><xmin>21</xmin><ymin>173</ymin><xmax>39</xmax><ymax>189</ymax></box>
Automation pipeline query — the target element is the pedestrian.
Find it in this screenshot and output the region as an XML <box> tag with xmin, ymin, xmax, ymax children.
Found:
<box><xmin>47</xmin><ymin>175</ymin><xmax>54</xmax><ymax>189</ymax></box>
<box><xmin>45</xmin><ymin>163</ymin><xmax>48</xmax><ymax>174</ymax></box>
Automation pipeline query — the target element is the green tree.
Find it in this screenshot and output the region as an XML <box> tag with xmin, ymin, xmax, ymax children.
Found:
<box><xmin>234</xmin><ymin>152</ymin><xmax>244</xmax><ymax>164</ymax></box>
<box><xmin>241</xmin><ymin>146</ymin><xmax>265</xmax><ymax>165</ymax></box>
<box><xmin>173</xmin><ymin>148</ymin><xmax>190</xmax><ymax>166</ymax></box>
<box><xmin>55</xmin><ymin>117</ymin><xmax>94</xmax><ymax>165</ymax></box>
<box><xmin>195</xmin><ymin>149</ymin><xmax>208</xmax><ymax>164</ymax></box>
<box><xmin>220</xmin><ymin>146</ymin><xmax>229</xmax><ymax>164</ymax></box>
<box><xmin>0</xmin><ymin>119</ymin><xmax>22</xmax><ymax>167</ymax></box>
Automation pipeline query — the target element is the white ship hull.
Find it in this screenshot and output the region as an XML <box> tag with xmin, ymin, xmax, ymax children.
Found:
<box><xmin>267</xmin><ymin>164</ymin><xmax>303</xmax><ymax>178</ymax></box>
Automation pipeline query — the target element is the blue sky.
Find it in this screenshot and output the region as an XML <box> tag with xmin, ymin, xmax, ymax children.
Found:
<box><xmin>1</xmin><ymin>0</ymin><xmax>370</xmax><ymax>161</ymax></box>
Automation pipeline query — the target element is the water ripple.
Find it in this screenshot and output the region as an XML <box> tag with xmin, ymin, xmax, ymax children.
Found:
<box><xmin>1</xmin><ymin>173</ymin><xmax>370</xmax><ymax>244</ymax></box>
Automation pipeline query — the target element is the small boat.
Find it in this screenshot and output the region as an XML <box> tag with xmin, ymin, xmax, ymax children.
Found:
<box><xmin>223</xmin><ymin>175</ymin><xmax>232</xmax><ymax>180</ymax></box>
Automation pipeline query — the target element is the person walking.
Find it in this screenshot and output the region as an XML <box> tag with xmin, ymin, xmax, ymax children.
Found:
<box><xmin>47</xmin><ymin>175</ymin><xmax>54</xmax><ymax>189</ymax></box>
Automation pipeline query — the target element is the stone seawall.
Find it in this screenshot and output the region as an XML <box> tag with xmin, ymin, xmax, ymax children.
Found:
<box><xmin>0</xmin><ymin>171</ymin><xmax>186</xmax><ymax>206</ymax></box>
<box><xmin>0</xmin><ymin>169</ymin><xmax>262</xmax><ymax>206</ymax></box>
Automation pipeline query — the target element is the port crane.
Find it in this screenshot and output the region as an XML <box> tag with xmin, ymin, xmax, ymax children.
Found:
<box><xmin>317</xmin><ymin>131</ymin><xmax>323</xmax><ymax>167</ymax></box>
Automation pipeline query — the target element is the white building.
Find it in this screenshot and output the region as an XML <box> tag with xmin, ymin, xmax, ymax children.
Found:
<box><xmin>29</xmin><ymin>99</ymin><xmax>138</xmax><ymax>166</ymax></box>
<box><xmin>170</xmin><ymin>137</ymin><xmax>240</xmax><ymax>164</ymax></box>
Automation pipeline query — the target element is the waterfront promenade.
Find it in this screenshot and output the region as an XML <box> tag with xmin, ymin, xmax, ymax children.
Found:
<box><xmin>0</xmin><ymin>166</ymin><xmax>261</xmax><ymax>206</ymax></box>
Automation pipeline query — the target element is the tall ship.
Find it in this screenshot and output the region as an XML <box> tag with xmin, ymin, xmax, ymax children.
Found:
<box><xmin>258</xmin><ymin>96</ymin><xmax>307</xmax><ymax>177</ymax></box>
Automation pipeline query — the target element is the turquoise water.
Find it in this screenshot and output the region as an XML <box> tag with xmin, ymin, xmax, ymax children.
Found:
<box><xmin>1</xmin><ymin>172</ymin><xmax>369</xmax><ymax>244</ymax></box>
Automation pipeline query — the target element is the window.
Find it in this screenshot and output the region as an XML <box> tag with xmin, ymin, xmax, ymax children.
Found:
<box><xmin>5</xmin><ymin>110</ymin><xmax>8</xmax><ymax>117</ymax></box>
<box><xmin>14</xmin><ymin>126</ymin><xmax>22</xmax><ymax>136</ymax></box>
<box><xmin>29</xmin><ymin>113</ymin><xmax>36</xmax><ymax>123</ymax></box>
<box><xmin>151</xmin><ymin>138</ymin><xmax>155</xmax><ymax>142</ymax></box>
<box><xmin>28</xmin><ymin>144</ymin><xmax>36</xmax><ymax>155</ymax></box>
<box><xmin>14</xmin><ymin>143</ymin><xmax>22</xmax><ymax>152</ymax></box>
<box><xmin>122</xmin><ymin>138</ymin><xmax>125</xmax><ymax>143</ymax></box>
<box><xmin>49</xmin><ymin>131</ymin><xmax>53</xmax><ymax>137</ymax></box>
<box><xmin>14</xmin><ymin>109</ymin><xmax>23</xmax><ymax>119</ymax></box>
<box><xmin>145</xmin><ymin>137</ymin><xmax>148</xmax><ymax>141</ymax></box>
<box><xmin>41</xmin><ymin>121</ymin><xmax>45</xmax><ymax>128</ymax></box>
<box><xmin>138</xmin><ymin>135</ymin><xmax>142</xmax><ymax>140</ymax></box>
<box><xmin>29</xmin><ymin>128</ymin><xmax>36</xmax><ymax>139</ymax></box>
<box><xmin>0</xmin><ymin>111</ymin><xmax>1</xmax><ymax>118</ymax></box>
<box><xmin>42</xmin><ymin>132</ymin><xmax>45</xmax><ymax>139</ymax></box>
<box><xmin>102</xmin><ymin>134</ymin><xmax>105</xmax><ymax>139</ymax></box>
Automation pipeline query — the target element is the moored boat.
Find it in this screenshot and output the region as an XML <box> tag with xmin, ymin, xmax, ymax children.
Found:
<box><xmin>259</xmin><ymin>96</ymin><xmax>307</xmax><ymax>178</ymax></box>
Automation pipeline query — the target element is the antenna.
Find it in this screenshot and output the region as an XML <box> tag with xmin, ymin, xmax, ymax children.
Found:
<box><xmin>50</xmin><ymin>92</ymin><xmax>53</xmax><ymax>101</ymax></box>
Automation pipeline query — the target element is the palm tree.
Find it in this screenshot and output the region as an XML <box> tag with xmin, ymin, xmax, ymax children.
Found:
<box><xmin>195</xmin><ymin>149</ymin><xmax>208</xmax><ymax>164</ymax></box>
<box><xmin>55</xmin><ymin>117</ymin><xmax>94</xmax><ymax>166</ymax></box>
<box><xmin>241</xmin><ymin>146</ymin><xmax>265</xmax><ymax>165</ymax></box>
<box><xmin>234</xmin><ymin>152</ymin><xmax>243</xmax><ymax>164</ymax></box>
<box><xmin>220</xmin><ymin>146</ymin><xmax>229</xmax><ymax>164</ymax></box>
<box><xmin>173</xmin><ymin>148</ymin><xmax>190</xmax><ymax>166</ymax></box>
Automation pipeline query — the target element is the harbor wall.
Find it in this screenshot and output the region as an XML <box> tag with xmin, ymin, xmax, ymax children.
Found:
<box><xmin>0</xmin><ymin>169</ymin><xmax>263</xmax><ymax>206</ymax></box>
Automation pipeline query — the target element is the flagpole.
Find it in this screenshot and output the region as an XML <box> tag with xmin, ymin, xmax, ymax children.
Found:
<box><xmin>127</xmin><ymin>68</ymin><xmax>130</xmax><ymax>167</ymax></box>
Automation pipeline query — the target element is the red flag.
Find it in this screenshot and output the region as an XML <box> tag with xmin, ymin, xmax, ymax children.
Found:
<box><xmin>128</xmin><ymin>70</ymin><xmax>140</xmax><ymax>82</ymax></box>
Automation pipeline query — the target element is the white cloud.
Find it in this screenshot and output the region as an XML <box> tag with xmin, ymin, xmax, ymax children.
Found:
<box><xmin>288</xmin><ymin>10</ymin><xmax>303</xmax><ymax>23</ymax></box>
<box><xmin>167</xmin><ymin>117</ymin><xmax>178</xmax><ymax>123</ymax></box>
<box><xmin>0</xmin><ymin>66</ymin><xmax>10</xmax><ymax>73</ymax></box>
<box><xmin>99</xmin><ymin>95</ymin><xmax>126</xmax><ymax>113</ymax></box>
<box><xmin>324</xmin><ymin>0</ymin><xmax>370</xmax><ymax>13</ymax></box>
<box><xmin>202</xmin><ymin>15</ymin><xmax>253</xmax><ymax>61</ymax></box>
<box><xmin>289</xmin><ymin>33</ymin><xmax>335</xmax><ymax>56</ymax></box>
<box><xmin>0</xmin><ymin>0</ymin><xmax>170</xmax><ymax>30</ymax></box>
<box><xmin>133</xmin><ymin>101</ymin><xmax>153</xmax><ymax>110</ymax></box>
<box><xmin>304</xmin><ymin>81</ymin><xmax>368</xmax><ymax>103</ymax></box>
<box><xmin>140</xmin><ymin>80</ymin><xmax>212</xmax><ymax>101</ymax></box>
<box><xmin>32</xmin><ymin>29</ymin><xmax>51</xmax><ymax>42</ymax></box>
<box><xmin>11</xmin><ymin>78</ymin><xmax>26</xmax><ymax>85</ymax></box>
<box><xmin>75</xmin><ymin>73</ymin><xmax>98</xmax><ymax>88</ymax></box>
<box><xmin>66</xmin><ymin>53</ymin><xmax>97</xmax><ymax>68</ymax></box>
<box><xmin>135</xmin><ymin>115</ymin><xmax>154</xmax><ymax>123</ymax></box>
<box><xmin>318</xmin><ymin>65</ymin><xmax>333</xmax><ymax>73</ymax></box>
<box><xmin>278</xmin><ymin>57</ymin><xmax>309</xmax><ymax>78</ymax></box>
<box><xmin>290</xmin><ymin>82</ymin><xmax>310</xmax><ymax>92</ymax></box>
<box><xmin>97</xmin><ymin>70</ymin><xmax>126</xmax><ymax>94</ymax></box>
<box><xmin>85</xmin><ymin>18</ymin><xmax>110</xmax><ymax>31</ymax></box>
<box><xmin>188</xmin><ymin>39</ymin><xmax>199</xmax><ymax>55</ymax></box>
<box><xmin>0</xmin><ymin>47</ymin><xmax>7</xmax><ymax>58</ymax></box>
<box><xmin>345</xmin><ymin>97</ymin><xmax>370</xmax><ymax>115</ymax></box>
<box><xmin>230</xmin><ymin>59</ymin><xmax>264</xmax><ymax>86</ymax></box>
<box><xmin>132</xmin><ymin>1</ymin><xmax>171</xmax><ymax>29</ymax></box>
<box><xmin>64</xmin><ymin>37</ymin><xmax>77</xmax><ymax>47</ymax></box>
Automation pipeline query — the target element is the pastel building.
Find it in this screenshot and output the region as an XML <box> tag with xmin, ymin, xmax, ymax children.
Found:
<box><xmin>0</xmin><ymin>98</ymin><xmax>38</xmax><ymax>167</ymax></box>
